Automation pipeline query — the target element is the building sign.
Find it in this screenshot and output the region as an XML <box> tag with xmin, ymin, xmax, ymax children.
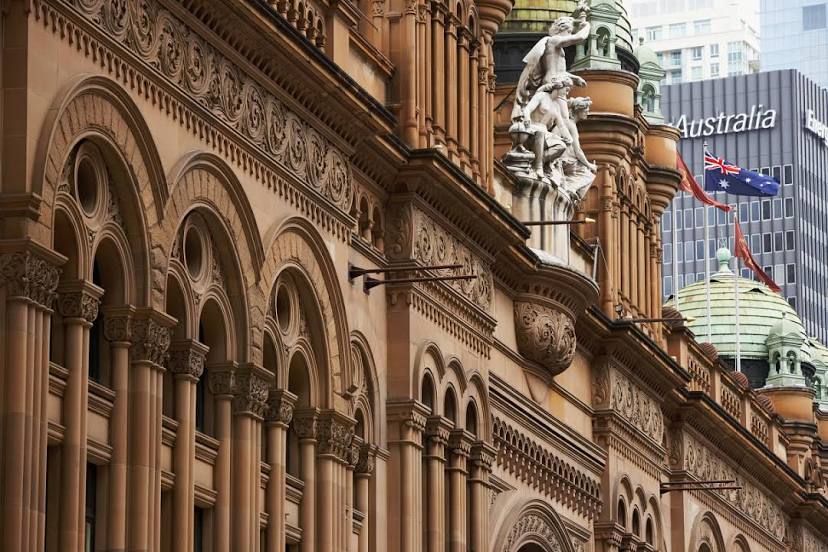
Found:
<box><xmin>805</xmin><ymin>110</ymin><xmax>828</xmax><ymax>147</ymax></box>
<box><xmin>671</xmin><ymin>105</ymin><xmax>777</xmax><ymax>138</ymax></box>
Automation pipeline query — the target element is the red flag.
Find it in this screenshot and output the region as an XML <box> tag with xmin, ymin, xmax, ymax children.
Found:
<box><xmin>676</xmin><ymin>151</ymin><xmax>731</xmax><ymax>212</ymax></box>
<box><xmin>734</xmin><ymin>216</ymin><xmax>782</xmax><ymax>292</ymax></box>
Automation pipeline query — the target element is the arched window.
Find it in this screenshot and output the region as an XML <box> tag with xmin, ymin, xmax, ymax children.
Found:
<box><xmin>617</xmin><ymin>498</ymin><xmax>627</xmax><ymax>529</ymax></box>
<box><xmin>632</xmin><ymin>508</ymin><xmax>640</xmax><ymax>536</ymax></box>
<box><xmin>465</xmin><ymin>402</ymin><xmax>478</xmax><ymax>436</ymax></box>
<box><xmin>645</xmin><ymin>517</ymin><xmax>654</xmax><ymax>545</ymax></box>
<box><xmin>444</xmin><ymin>388</ymin><xmax>457</xmax><ymax>425</ymax></box>
<box><xmin>422</xmin><ymin>374</ymin><xmax>435</xmax><ymax>414</ymax></box>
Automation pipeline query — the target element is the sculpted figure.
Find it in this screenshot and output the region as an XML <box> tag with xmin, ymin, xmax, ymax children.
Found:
<box><xmin>556</xmin><ymin>96</ymin><xmax>597</xmax><ymax>201</ymax></box>
<box><xmin>510</xmin><ymin>0</ymin><xmax>591</xmax><ymax>123</ymax></box>
<box><xmin>521</xmin><ymin>79</ymin><xmax>571</xmax><ymax>180</ymax></box>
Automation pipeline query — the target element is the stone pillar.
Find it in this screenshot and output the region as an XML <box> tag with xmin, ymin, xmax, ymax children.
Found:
<box><xmin>387</xmin><ymin>400</ymin><xmax>428</xmax><ymax>552</ymax></box>
<box><xmin>231</xmin><ymin>366</ymin><xmax>271</xmax><ymax>550</ymax></box>
<box><xmin>401</xmin><ymin>0</ymin><xmax>419</xmax><ymax>144</ymax></box>
<box><xmin>167</xmin><ymin>339</ymin><xmax>209</xmax><ymax>551</ymax></box>
<box><xmin>424</xmin><ymin>417</ymin><xmax>451</xmax><ymax>552</ymax></box>
<box><xmin>315</xmin><ymin>410</ymin><xmax>355</xmax><ymax>552</ymax></box>
<box><xmin>102</xmin><ymin>306</ymin><xmax>136</xmax><ymax>551</ymax></box>
<box><xmin>355</xmin><ymin>443</ymin><xmax>376</xmax><ymax>552</ymax></box>
<box><xmin>417</xmin><ymin>1</ymin><xmax>431</xmax><ymax>148</ymax></box>
<box><xmin>445</xmin><ymin>12</ymin><xmax>459</xmax><ymax>159</ymax></box>
<box><xmin>208</xmin><ymin>364</ymin><xmax>236</xmax><ymax>552</ymax></box>
<box><xmin>264</xmin><ymin>389</ymin><xmax>297</xmax><ymax>552</ymax></box>
<box><xmin>0</xmin><ymin>248</ymin><xmax>61</xmax><ymax>552</ymax></box>
<box><xmin>127</xmin><ymin>310</ymin><xmax>174</xmax><ymax>552</ymax></box>
<box><xmin>447</xmin><ymin>429</ymin><xmax>472</xmax><ymax>552</ymax></box>
<box><xmin>457</xmin><ymin>27</ymin><xmax>471</xmax><ymax>170</ymax></box>
<box><xmin>58</xmin><ymin>280</ymin><xmax>103</xmax><ymax>552</ymax></box>
<box><xmin>468</xmin><ymin>442</ymin><xmax>495</xmax><ymax>552</ymax></box>
<box><xmin>294</xmin><ymin>408</ymin><xmax>319</xmax><ymax>552</ymax></box>
<box><xmin>469</xmin><ymin>42</ymin><xmax>480</xmax><ymax>180</ymax></box>
<box><xmin>431</xmin><ymin>1</ymin><xmax>446</xmax><ymax>146</ymax></box>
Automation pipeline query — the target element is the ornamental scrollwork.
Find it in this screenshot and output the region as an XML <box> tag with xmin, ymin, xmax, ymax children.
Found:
<box><xmin>265</xmin><ymin>389</ymin><xmax>297</xmax><ymax>425</ymax></box>
<box><xmin>0</xmin><ymin>251</ymin><xmax>61</xmax><ymax>308</ymax></box>
<box><xmin>69</xmin><ymin>0</ymin><xmax>353</xmax><ymax>212</ymax></box>
<box><xmin>131</xmin><ymin>317</ymin><xmax>172</xmax><ymax>366</ymax></box>
<box><xmin>514</xmin><ymin>301</ymin><xmax>576</xmax><ymax>376</ymax></box>
<box><xmin>502</xmin><ymin>514</ymin><xmax>564</xmax><ymax>552</ymax></box>
<box><xmin>167</xmin><ymin>341</ymin><xmax>209</xmax><ymax>381</ymax></box>
<box><xmin>386</xmin><ymin>204</ymin><xmax>492</xmax><ymax>309</ymax></box>
<box><xmin>316</xmin><ymin>414</ymin><xmax>354</xmax><ymax>463</ymax></box>
<box><xmin>58</xmin><ymin>290</ymin><xmax>101</xmax><ymax>322</ymax></box>
<box><xmin>232</xmin><ymin>372</ymin><xmax>270</xmax><ymax>417</ymax></box>
<box><xmin>609</xmin><ymin>369</ymin><xmax>664</xmax><ymax>444</ymax></box>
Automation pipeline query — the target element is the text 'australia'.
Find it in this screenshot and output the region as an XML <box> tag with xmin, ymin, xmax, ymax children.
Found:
<box><xmin>671</xmin><ymin>105</ymin><xmax>777</xmax><ymax>139</ymax></box>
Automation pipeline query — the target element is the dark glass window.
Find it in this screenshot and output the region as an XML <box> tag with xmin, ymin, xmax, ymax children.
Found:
<box><xmin>787</xmin><ymin>264</ymin><xmax>796</xmax><ymax>284</ymax></box>
<box><xmin>195</xmin><ymin>507</ymin><xmax>205</xmax><ymax>552</ymax></box>
<box><xmin>788</xmin><ymin>296</ymin><xmax>797</xmax><ymax>309</ymax></box>
<box><xmin>784</xmin><ymin>164</ymin><xmax>793</xmax><ymax>185</ymax></box>
<box><xmin>785</xmin><ymin>198</ymin><xmax>794</xmax><ymax>218</ymax></box>
<box><xmin>751</xmin><ymin>202</ymin><xmax>761</xmax><ymax>222</ymax></box>
<box><xmin>663</xmin><ymin>211</ymin><xmax>672</xmax><ymax>230</ymax></box>
<box><xmin>786</xmin><ymin>231</ymin><xmax>795</xmax><ymax>250</ymax></box>
<box><xmin>739</xmin><ymin>203</ymin><xmax>749</xmax><ymax>223</ymax></box>
<box><xmin>772</xmin><ymin>165</ymin><xmax>781</xmax><ymax>183</ymax></box>
<box><xmin>684</xmin><ymin>208</ymin><xmax>693</xmax><ymax>228</ymax></box>
<box><xmin>773</xmin><ymin>198</ymin><xmax>782</xmax><ymax>219</ymax></box>
<box><xmin>804</xmin><ymin>4</ymin><xmax>827</xmax><ymax>30</ymax></box>
<box><xmin>763</xmin><ymin>233</ymin><xmax>772</xmax><ymax>253</ymax></box>
<box><xmin>85</xmin><ymin>463</ymin><xmax>97</xmax><ymax>552</ymax></box>
<box><xmin>696</xmin><ymin>240</ymin><xmax>705</xmax><ymax>260</ymax></box>
<box><xmin>761</xmin><ymin>200</ymin><xmax>772</xmax><ymax>220</ymax></box>
<box><xmin>751</xmin><ymin>234</ymin><xmax>761</xmax><ymax>254</ymax></box>
<box><xmin>774</xmin><ymin>231</ymin><xmax>784</xmax><ymax>252</ymax></box>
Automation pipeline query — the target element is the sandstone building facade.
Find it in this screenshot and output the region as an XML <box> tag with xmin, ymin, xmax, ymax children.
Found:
<box><xmin>1</xmin><ymin>0</ymin><xmax>828</xmax><ymax>551</ymax></box>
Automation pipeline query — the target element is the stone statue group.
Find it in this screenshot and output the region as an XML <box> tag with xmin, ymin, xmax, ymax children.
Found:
<box><xmin>504</xmin><ymin>0</ymin><xmax>597</xmax><ymax>205</ymax></box>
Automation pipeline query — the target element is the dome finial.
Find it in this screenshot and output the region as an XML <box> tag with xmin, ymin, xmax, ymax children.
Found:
<box><xmin>716</xmin><ymin>248</ymin><xmax>732</xmax><ymax>274</ymax></box>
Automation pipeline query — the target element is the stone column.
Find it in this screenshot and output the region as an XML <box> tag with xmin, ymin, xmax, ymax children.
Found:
<box><xmin>208</xmin><ymin>364</ymin><xmax>236</xmax><ymax>552</ymax></box>
<box><xmin>0</xmin><ymin>248</ymin><xmax>61</xmax><ymax>552</ymax></box>
<box><xmin>294</xmin><ymin>408</ymin><xmax>319</xmax><ymax>552</ymax></box>
<box><xmin>457</xmin><ymin>27</ymin><xmax>471</xmax><ymax>171</ymax></box>
<box><xmin>447</xmin><ymin>429</ymin><xmax>472</xmax><ymax>552</ymax></box>
<box><xmin>58</xmin><ymin>280</ymin><xmax>103</xmax><ymax>552</ymax></box>
<box><xmin>445</xmin><ymin>12</ymin><xmax>459</xmax><ymax>159</ymax></box>
<box><xmin>468</xmin><ymin>442</ymin><xmax>495</xmax><ymax>552</ymax></box>
<box><xmin>401</xmin><ymin>0</ymin><xmax>419</xmax><ymax>144</ymax></box>
<box><xmin>231</xmin><ymin>366</ymin><xmax>271</xmax><ymax>550</ymax></box>
<box><xmin>417</xmin><ymin>2</ymin><xmax>430</xmax><ymax>148</ymax></box>
<box><xmin>476</xmin><ymin>37</ymin><xmax>490</xmax><ymax>188</ymax></box>
<box><xmin>387</xmin><ymin>400</ymin><xmax>428</xmax><ymax>552</ymax></box>
<box><xmin>102</xmin><ymin>306</ymin><xmax>135</xmax><ymax>551</ymax></box>
<box><xmin>167</xmin><ymin>339</ymin><xmax>209</xmax><ymax>551</ymax></box>
<box><xmin>424</xmin><ymin>416</ymin><xmax>451</xmax><ymax>552</ymax></box>
<box><xmin>264</xmin><ymin>389</ymin><xmax>296</xmax><ymax>552</ymax></box>
<box><xmin>127</xmin><ymin>310</ymin><xmax>173</xmax><ymax>552</ymax></box>
<box><xmin>431</xmin><ymin>1</ymin><xmax>446</xmax><ymax>146</ymax></box>
<box><xmin>469</xmin><ymin>41</ymin><xmax>480</xmax><ymax>180</ymax></box>
<box><xmin>355</xmin><ymin>443</ymin><xmax>376</xmax><ymax>552</ymax></box>
<box><xmin>315</xmin><ymin>410</ymin><xmax>355</xmax><ymax>552</ymax></box>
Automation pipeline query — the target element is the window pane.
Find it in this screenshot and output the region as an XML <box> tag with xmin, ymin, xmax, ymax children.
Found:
<box><xmin>803</xmin><ymin>4</ymin><xmax>827</xmax><ymax>31</ymax></box>
<box><xmin>710</xmin><ymin>43</ymin><xmax>719</xmax><ymax>57</ymax></box>
<box><xmin>663</xmin><ymin>211</ymin><xmax>672</xmax><ymax>230</ymax></box>
<box><xmin>686</xmin><ymin>273</ymin><xmax>696</xmax><ymax>285</ymax></box>
<box><xmin>762</xmin><ymin>200</ymin><xmax>772</xmax><ymax>220</ymax></box>
<box><xmin>788</xmin><ymin>296</ymin><xmax>797</xmax><ymax>309</ymax></box>
<box><xmin>685</xmin><ymin>208</ymin><xmax>693</xmax><ymax>227</ymax></box>
<box><xmin>694</xmin><ymin>19</ymin><xmax>711</xmax><ymax>34</ymax></box>
<box><xmin>785</xmin><ymin>198</ymin><xmax>794</xmax><ymax>217</ymax></box>
<box><xmin>786</xmin><ymin>230</ymin><xmax>795</xmax><ymax>250</ymax></box>
<box><xmin>784</xmin><ymin>164</ymin><xmax>793</xmax><ymax>185</ymax></box>
<box><xmin>774</xmin><ymin>231</ymin><xmax>784</xmax><ymax>252</ymax></box>
<box><xmin>669</xmin><ymin>23</ymin><xmax>686</xmax><ymax>37</ymax></box>
<box><xmin>787</xmin><ymin>264</ymin><xmax>796</xmax><ymax>284</ymax></box>
<box><xmin>717</xmin><ymin>208</ymin><xmax>727</xmax><ymax>225</ymax></box>
<box><xmin>678</xmin><ymin>274</ymin><xmax>685</xmax><ymax>288</ymax></box>
<box><xmin>739</xmin><ymin>203</ymin><xmax>749</xmax><ymax>223</ymax></box>
<box><xmin>763</xmin><ymin>233</ymin><xmax>772</xmax><ymax>253</ymax></box>
<box><xmin>751</xmin><ymin>202</ymin><xmax>761</xmax><ymax>222</ymax></box>
<box><xmin>772</xmin><ymin>165</ymin><xmax>781</xmax><ymax>183</ymax></box>
<box><xmin>773</xmin><ymin>198</ymin><xmax>782</xmax><ymax>219</ymax></box>
<box><xmin>696</xmin><ymin>240</ymin><xmax>705</xmax><ymax>260</ymax></box>
<box><xmin>664</xmin><ymin>243</ymin><xmax>673</xmax><ymax>264</ymax></box>
<box><xmin>664</xmin><ymin>276</ymin><xmax>673</xmax><ymax>296</ymax></box>
<box><xmin>695</xmin><ymin>207</ymin><xmax>704</xmax><ymax>227</ymax></box>
<box><xmin>751</xmin><ymin>234</ymin><xmax>761</xmax><ymax>254</ymax></box>
<box><xmin>685</xmin><ymin>241</ymin><xmax>694</xmax><ymax>262</ymax></box>
<box><xmin>741</xmin><ymin>268</ymin><xmax>751</xmax><ymax>278</ymax></box>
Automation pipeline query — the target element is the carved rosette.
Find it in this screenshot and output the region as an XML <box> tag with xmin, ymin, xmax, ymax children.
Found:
<box><xmin>232</xmin><ymin>372</ymin><xmax>270</xmax><ymax>417</ymax></box>
<box><xmin>316</xmin><ymin>412</ymin><xmax>355</xmax><ymax>463</ymax></box>
<box><xmin>167</xmin><ymin>340</ymin><xmax>209</xmax><ymax>382</ymax></box>
<box><xmin>131</xmin><ymin>316</ymin><xmax>173</xmax><ymax>366</ymax></box>
<box><xmin>514</xmin><ymin>301</ymin><xmax>576</xmax><ymax>377</ymax></box>
<box><xmin>265</xmin><ymin>388</ymin><xmax>297</xmax><ymax>426</ymax></box>
<box><xmin>0</xmin><ymin>251</ymin><xmax>61</xmax><ymax>308</ymax></box>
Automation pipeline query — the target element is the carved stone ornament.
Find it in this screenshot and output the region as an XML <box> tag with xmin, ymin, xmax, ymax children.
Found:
<box><xmin>232</xmin><ymin>372</ymin><xmax>270</xmax><ymax>417</ymax></box>
<box><xmin>103</xmin><ymin>312</ymin><xmax>133</xmax><ymax>343</ymax></box>
<box><xmin>502</xmin><ymin>513</ymin><xmax>564</xmax><ymax>552</ymax></box>
<box><xmin>69</xmin><ymin>0</ymin><xmax>353</xmax><ymax>213</ymax></box>
<box><xmin>503</xmin><ymin>1</ymin><xmax>597</xmax><ymax>214</ymax></box>
<box><xmin>608</xmin><ymin>368</ymin><xmax>664</xmax><ymax>444</ymax></box>
<box><xmin>293</xmin><ymin>410</ymin><xmax>319</xmax><ymax>440</ymax></box>
<box><xmin>356</xmin><ymin>443</ymin><xmax>376</xmax><ymax>475</ymax></box>
<box><xmin>58</xmin><ymin>287</ymin><xmax>102</xmax><ymax>323</ymax></box>
<box><xmin>265</xmin><ymin>389</ymin><xmax>298</xmax><ymax>425</ymax></box>
<box><xmin>130</xmin><ymin>317</ymin><xmax>173</xmax><ymax>366</ymax></box>
<box><xmin>316</xmin><ymin>413</ymin><xmax>355</xmax><ymax>462</ymax></box>
<box><xmin>0</xmin><ymin>251</ymin><xmax>61</xmax><ymax>308</ymax></box>
<box><xmin>514</xmin><ymin>301</ymin><xmax>576</xmax><ymax>376</ymax></box>
<box><xmin>208</xmin><ymin>370</ymin><xmax>235</xmax><ymax>396</ymax></box>
<box><xmin>167</xmin><ymin>340</ymin><xmax>210</xmax><ymax>381</ymax></box>
<box><xmin>385</xmin><ymin>203</ymin><xmax>493</xmax><ymax>309</ymax></box>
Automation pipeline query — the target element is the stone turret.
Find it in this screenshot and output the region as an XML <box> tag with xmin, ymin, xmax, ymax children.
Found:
<box><xmin>634</xmin><ymin>37</ymin><xmax>666</xmax><ymax>124</ymax></box>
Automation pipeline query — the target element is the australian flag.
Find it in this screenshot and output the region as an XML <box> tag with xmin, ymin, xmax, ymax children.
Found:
<box><xmin>703</xmin><ymin>149</ymin><xmax>779</xmax><ymax>197</ymax></box>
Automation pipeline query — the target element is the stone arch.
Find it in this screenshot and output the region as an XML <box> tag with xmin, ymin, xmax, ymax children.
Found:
<box><xmin>493</xmin><ymin>499</ymin><xmax>576</xmax><ymax>552</ymax></box>
<box><xmin>260</xmin><ymin>217</ymin><xmax>351</xmax><ymax>411</ymax></box>
<box><xmin>690</xmin><ymin>511</ymin><xmax>726</xmax><ymax>552</ymax></box>
<box><xmin>52</xmin><ymin>195</ymin><xmax>91</xmax><ymax>282</ymax></box>
<box><xmin>35</xmin><ymin>75</ymin><xmax>167</xmax><ymax>302</ymax></box>
<box><xmin>414</xmin><ymin>341</ymin><xmax>447</xmax><ymax>405</ymax></box>
<box><xmin>92</xmin><ymin>226</ymin><xmax>136</xmax><ymax>307</ymax></box>
<box><xmin>647</xmin><ymin>494</ymin><xmax>664</xmax><ymax>549</ymax></box>
<box><xmin>728</xmin><ymin>533</ymin><xmax>751</xmax><ymax>552</ymax></box>
<box><xmin>466</xmin><ymin>371</ymin><xmax>491</xmax><ymax>440</ymax></box>
<box><xmin>350</xmin><ymin>331</ymin><xmax>383</xmax><ymax>444</ymax></box>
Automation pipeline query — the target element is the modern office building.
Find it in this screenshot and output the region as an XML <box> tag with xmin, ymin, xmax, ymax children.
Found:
<box><xmin>661</xmin><ymin>69</ymin><xmax>828</xmax><ymax>341</ymax></box>
<box><xmin>761</xmin><ymin>0</ymin><xmax>828</xmax><ymax>88</ymax></box>
<box><xmin>629</xmin><ymin>0</ymin><xmax>760</xmax><ymax>83</ymax></box>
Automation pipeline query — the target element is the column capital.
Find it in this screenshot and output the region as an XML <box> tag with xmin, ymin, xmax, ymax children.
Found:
<box><xmin>207</xmin><ymin>361</ymin><xmax>237</xmax><ymax>396</ymax></box>
<box><xmin>102</xmin><ymin>305</ymin><xmax>136</xmax><ymax>343</ymax></box>
<box><xmin>167</xmin><ymin>339</ymin><xmax>210</xmax><ymax>382</ymax></box>
<box><xmin>57</xmin><ymin>279</ymin><xmax>103</xmax><ymax>323</ymax></box>
<box><xmin>355</xmin><ymin>441</ymin><xmax>378</xmax><ymax>476</ymax></box>
<box><xmin>448</xmin><ymin>428</ymin><xmax>474</xmax><ymax>457</ymax></box>
<box><xmin>232</xmin><ymin>364</ymin><xmax>271</xmax><ymax>418</ymax></box>
<box><xmin>0</xmin><ymin>242</ymin><xmax>63</xmax><ymax>308</ymax></box>
<box><xmin>470</xmin><ymin>441</ymin><xmax>497</xmax><ymax>471</ymax></box>
<box><xmin>387</xmin><ymin>399</ymin><xmax>429</xmax><ymax>433</ymax></box>
<box><xmin>130</xmin><ymin>308</ymin><xmax>175</xmax><ymax>366</ymax></box>
<box><xmin>425</xmin><ymin>416</ymin><xmax>453</xmax><ymax>446</ymax></box>
<box><xmin>316</xmin><ymin>410</ymin><xmax>355</xmax><ymax>463</ymax></box>
<box><xmin>265</xmin><ymin>388</ymin><xmax>298</xmax><ymax>426</ymax></box>
<box><xmin>293</xmin><ymin>407</ymin><xmax>321</xmax><ymax>440</ymax></box>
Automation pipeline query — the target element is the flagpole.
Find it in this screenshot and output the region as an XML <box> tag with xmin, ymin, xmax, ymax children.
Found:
<box><xmin>703</xmin><ymin>142</ymin><xmax>712</xmax><ymax>342</ymax></box>
<box><xmin>734</xmin><ymin>212</ymin><xmax>742</xmax><ymax>373</ymax></box>
<box><xmin>672</xmin><ymin>195</ymin><xmax>680</xmax><ymax>312</ymax></box>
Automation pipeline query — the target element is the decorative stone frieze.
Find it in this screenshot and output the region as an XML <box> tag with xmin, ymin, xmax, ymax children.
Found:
<box><xmin>502</xmin><ymin>513</ymin><xmax>565</xmax><ymax>552</ymax></box>
<box><xmin>68</xmin><ymin>0</ymin><xmax>354</xmax><ymax>214</ymax></box>
<box><xmin>167</xmin><ymin>340</ymin><xmax>210</xmax><ymax>382</ymax></box>
<box><xmin>356</xmin><ymin>443</ymin><xmax>377</xmax><ymax>475</ymax></box>
<box><xmin>293</xmin><ymin>408</ymin><xmax>320</xmax><ymax>440</ymax></box>
<box><xmin>207</xmin><ymin>364</ymin><xmax>236</xmax><ymax>397</ymax></box>
<box><xmin>425</xmin><ymin>416</ymin><xmax>452</xmax><ymax>447</ymax></box>
<box><xmin>385</xmin><ymin>203</ymin><xmax>493</xmax><ymax>310</ymax></box>
<box><xmin>492</xmin><ymin>416</ymin><xmax>602</xmax><ymax>519</ymax></box>
<box><xmin>593</xmin><ymin>364</ymin><xmax>664</xmax><ymax>444</ymax></box>
<box><xmin>102</xmin><ymin>305</ymin><xmax>136</xmax><ymax>343</ymax></box>
<box><xmin>514</xmin><ymin>301</ymin><xmax>576</xmax><ymax>376</ymax></box>
<box><xmin>448</xmin><ymin>429</ymin><xmax>474</xmax><ymax>459</ymax></box>
<box><xmin>675</xmin><ymin>431</ymin><xmax>785</xmax><ymax>540</ymax></box>
<box><xmin>130</xmin><ymin>311</ymin><xmax>174</xmax><ymax>366</ymax></box>
<box><xmin>0</xmin><ymin>249</ymin><xmax>62</xmax><ymax>308</ymax></box>
<box><xmin>265</xmin><ymin>388</ymin><xmax>298</xmax><ymax>425</ymax></box>
<box><xmin>232</xmin><ymin>366</ymin><xmax>271</xmax><ymax>417</ymax></box>
<box><xmin>316</xmin><ymin>411</ymin><xmax>355</xmax><ymax>462</ymax></box>
<box><xmin>470</xmin><ymin>441</ymin><xmax>496</xmax><ymax>472</ymax></box>
<box><xmin>57</xmin><ymin>281</ymin><xmax>103</xmax><ymax>323</ymax></box>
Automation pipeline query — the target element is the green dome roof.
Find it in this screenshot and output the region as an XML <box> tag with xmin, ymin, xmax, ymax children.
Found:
<box><xmin>667</xmin><ymin>249</ymin><xmax>809</xmax><ymax>362</ymax></box>
<box><xmin>634</xmin><ymin>37</ymin><xmax>659</xmax><ymax>67</ymax></box>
